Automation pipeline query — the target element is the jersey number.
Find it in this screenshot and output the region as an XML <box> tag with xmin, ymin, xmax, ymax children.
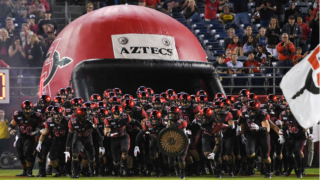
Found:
<box><xmin>288</xmin><ymin>126</ymin><xmax>299</xmax><ymax>134</ymax></box>
<box><xmin>20</xmin><ymin>126</ymin><xmax>32</xmax><ymax>135</ymax></box>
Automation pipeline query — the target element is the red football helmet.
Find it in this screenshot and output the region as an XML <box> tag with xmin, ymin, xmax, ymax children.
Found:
<box><xmin>160</xmin><ymin>92</ymin><xmax>169</xmax><ymax>101</ymax></box>
<box><xmin>96</xmin><ymin>101</ymin><xmax>107</xmax><ymax>108</ymax></box>
<box><xmin>111</xmin><ymin>105</ymin><xmax>123</xmax><ymax>119</ymax></box>
<box><xmin>221</xmin><ymin>98</ymin><xmax>231</xmax><ymax>106</ymax></box>
<box><xmin>45</xmin><ymin>105</ymin><xmax>54</xmax><ymax>117</ymax></box>
<box><xmin>51</xmin><ymin>106</ymin><xmax>63</xmax><ymax>122</ymax></box>
<box><xmin>165</xmin><ymin>89</ymin><xmax>176</xmax><ymax>97</ymax></box>
<box><xmin>213</xmin><ymin>101</ymin><xmax>224</xmax><ymax>114</ymax></box>
<box><xmin>168</xmin><ymin>106</ymin><xmax>180</xmax><ymax>121</ymax></box>
<box><xmin>179</xmin><ymin>93</ymin><xmax>191</xmax><ymax>102</ymax></box>
<box><xmin>138</xmin><ymin>92</ymin><xmax>149</xmax><ymax>106</ymax></box>
<box><xmin>152</xmin><ymin>96</ymin><xmax>165</xmax><ymax>110</ymax></box>
<box><xmin>239</xmin><ymin>89</ymin><xmax>250</xmax><ymax>97</ymax></box>
<box><xmin>196</xmin><ymin>90</ymin><xmax>207</xmax><ymax>97</ymax></box>
<box><xmin>249</xmin><ymin>93</ymin><xmax>258</xmax><ymax>101</ymax></box>
<box><xmin>57</xmin><ymin>88</ymin><xmax>66</xmax><ymax>96</ymax></box>
<box><xmin>75</xmin><ymin>107</ymin><xmax>87</xmax><ymax>121</ymax></box>
<box><xmin>266</xmin><ymin>94</ymin><xmax>277</xmax><ymax>103</ymax></box>
<box><xmin>71</xmin><ymin>98</ymin><xmax>82</xmax><ymax>106</ymax></box>
<box><xmin>39</xmin><ymin>94</ymin><xmax>51</xmax><ymax>104</ymax></box>
<box><xmin>105</xmin><ymin>92</ymin><xmax>116</xmax><ymax>100</ymax></box>
<box><xmin>200</xmin><ymin>107</ymin><xmax>213</xmax><ymax>117</ymax></box>
<box><xmin>136</xmin><ymin>86</ymin><xmax>148</xmax><ymax>95</ymax></box>
<box><xmin>150</xmin><ymin>110</ymin><xmax>162</xmax><ymax>126</ymax></box>
<box><xmin>53</xmin><ymin>96</ymin><xmax>65</xmax><ymax>105</ymax></box>
<box><xmin>21</xmin><ymin>100</ymin><xmax>34</xmax><ymax>115</ymax></box>
<box><xmin>122</xmin><ymin>94</ymin><xmax>134</xmax><ymax>100</ymax></box>
<box><xmin>214</xmin><ymin>92</ymin><xmax>226</xmax><ymax>100</ymax></box>
<box><xmin>113</xmin><ymin>88</ymin><xmax>122</xmax><ymax>98</ymax></box>
<box><xmin>190</xmin><ymin>94</ymin><xmax>198</xmax><ymax>104</ymax></box>
<box><xmin>109</xmin><ymin>97</ymin><xmax>122</xmax><ymax>106</ymax></box>
<box><xmin>147</xmin><ymin>87</ymin><xmax>154</xmax><ymax>96</ymax></box>
<box><xmin>197</xmin><ymin>95</ymin><xmax>208</xmax><ymax>103</ymax></box>
<box><xmin>122</xmin><ymin>99</ymin><xmax>135</xmax><ymax>110</ymax></box>
<box><xmin>51</xmin><ymin>106</ymin><xmax>63</xmax><ymax>114</ymax></box>
<box><xmin>247</xmin><ymin>101</ymin><xmax>260</xmax><ymax>112</ymax></box>
<box><xmin>150</xmin><ymin>110</ymin><xmax>162</xmax><ymax>120</ymax></box>
<box><xmin>65</xmin><ymin>86</ymin><xmax>74</xmax><ymax>95</ymax></box>
<box><xmin>227</xmin><ymin>95</ymin><xmax>235</xmax><ymax>103</ymax></box>
<box><xmin>82</xmin><ymin>102</ymin><xmax>96</xmax><ymax>110</ymax></box>
<box><xmin>97</xmin><ymin>108</ymin><xmax>109</xmax><ymax>118</ymax></box>
<box><xmin>90</xmin><ymin>94</ymin><xmax>102</xmax><ymax>102</ymax></box>
<box><xmin>103</xmin><ymin>89</ymin><xmax>114</xmax><ymax>99</ymax></box>
<box><xmin>239</xmin><ymin>89</ymin><xmax>250</xmax><ymax>102</ymax></box>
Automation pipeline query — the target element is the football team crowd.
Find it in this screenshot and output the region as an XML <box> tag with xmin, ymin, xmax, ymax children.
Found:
<box><xmin>7</xmin><ymin>86</ymin><xmax>314</xmax><ymax>179</ymax></box>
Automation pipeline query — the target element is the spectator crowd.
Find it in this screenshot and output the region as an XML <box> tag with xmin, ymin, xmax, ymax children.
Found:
<box><xmin>0</xmin><ymin>0</ymin><xmax>57</xmax><ymax>94</ymax></box>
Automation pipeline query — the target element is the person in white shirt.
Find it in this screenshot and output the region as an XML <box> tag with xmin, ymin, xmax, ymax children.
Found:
<box><xmin>227</xmin><ymin>53</ymin><xmax>243</xmax><ymax>74</ymax></box>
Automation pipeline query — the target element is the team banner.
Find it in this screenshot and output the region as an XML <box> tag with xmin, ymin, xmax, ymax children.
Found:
<box><xmin>111</xmin><ymin>34</ymin><xmax>179</xmax><ymax>60</ymax></box>
<box><xmin>280</xmin><ymin>45</ymin><xmax>320</xmax><ymax>129</ymax></box>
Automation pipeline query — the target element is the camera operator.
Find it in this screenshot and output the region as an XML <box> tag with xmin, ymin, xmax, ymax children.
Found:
<box><xmin>276</xmin><ymin>33</ymin><xmax>295</xmax><ymax>61</ymax></box>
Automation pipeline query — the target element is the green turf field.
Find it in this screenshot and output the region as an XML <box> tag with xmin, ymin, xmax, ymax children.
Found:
<box><xmin>0</xmin><ymin>169</ymin><xmax>319</xmax><ymax>180</ymax></box>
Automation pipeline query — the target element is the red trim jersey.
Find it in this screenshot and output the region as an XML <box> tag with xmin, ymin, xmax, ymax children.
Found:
<box><xmin>180</xmin><ymin>105</ymin><xmax>201</xmax><ymax>124</ymax></box>
<box><xmin>219</xmin><ymin>112</ymin><xmax>234</xmax><ymax>138</ymax></box>
<box><xmin>167</xmin><ymin>119</ymin><xmax>187</xmax><ymax>129</ymax></box>
<box><xmin>142</xmin><ymin>119</ymin><xmax>166</xmax><ymax>138</ymax></box>
<box><xmin>129</xmin><ymin>106</ymin><xmax>148</xmax><ymax>122</ymax></box>
<box><xmin>45</xmin><ymin>116</ymin><xmax>69</xmax><ymax>138</ymax></box>
<box><xmin>68</xmin><ymin>117</ymin><xmax>97</xmax><ymax>137</ymax></box>
<box><xmin>280</xmin><ymin>111</ymin><xmax>306</xmax><ymax>140</ymax></box>
<box><xmin>12</xmin><ymin>110</ymin><xmax>43</xmax><ymax>138</ymax></box>
<box><xmin>195</xmin><ymin>116</ymin><xmax>224</xmax><ymax>137</ymax></box>
<box><xmin>104</xmin><ymin>114</ymin><xmax>131</xmax><ymax>137</ymax></box>
<box><xmin>241</xmin><ymin>110</ymin><xmax>270</xmax><ymax>136</ymax></box>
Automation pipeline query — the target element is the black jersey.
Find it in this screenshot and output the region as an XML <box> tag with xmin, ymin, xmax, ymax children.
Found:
<box><xmin>63</xmin><ymin>101</ymin><xmax>73</xmax><ymax>116</ymax></box>
<box><xmin>180</xmin><ymin>105</ymin><xmax>201</xmax><ymax>124</ymax></box>
<box><xmin>280</xmin><ymin>111</ymin><xmax>306</xmax><ymax>140</ymax></box>
<box><xmin>45</xmin><ymin>117</ymin><xmax>69</xmax><ymax>138</ymax></box>
<box><xmin>218</xmin><ymin>111</ymin><xmax>234</xmax><ymax>138</ymax></box>
<box><xmin>96</xmin><ymin>117</ymin><xmax>105</xmax><ymax>135</ymax></box>
<box><xmin>241</xmin><ymin>110</ymin><xmax>270</xmax><ymax>136</ymax></box>
<box><xmin>12</xmin><ymin>110</ymin><xmax>42</xmax><ymax>137</ymax></box>
<box><xmin>142</xmin><ymin>119</ymin><xmax>166</xmax><ymax>138</ymax></box>
<box><xmin>104</xmin><ymin>114</ymin><xmax>131</xmax><ymax>137</ymax></box>
<box><xmin>127</xmin><ymin>119</ymin><xmax>142</xmax><ymax>135</ymax></box>
<box><xmin>195</xmin><ymin>116</ymin><xmax>224</xmax><ymax>137</ymax></box>
<box><xmin>68</xmin><ymin>117</ymin><xmax>97</xmax><ymax>137</ymax></box>
<box><xmin>128</xmin><ymin>106</ymin><xmax>148</xmax><ymax>122</ymax></box>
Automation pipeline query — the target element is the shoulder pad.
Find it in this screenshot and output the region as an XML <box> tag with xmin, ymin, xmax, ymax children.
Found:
<box><xmin>14</xmin><ymin>111</ymin><xmax>19</xmax><ymax>116</ymax></box>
